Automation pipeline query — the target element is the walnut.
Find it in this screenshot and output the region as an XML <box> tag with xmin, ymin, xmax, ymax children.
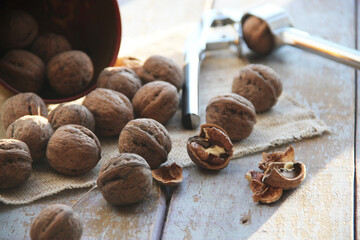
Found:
<box><xmin>1</xmin><ymin>92</ymin><xmax>48</xmax><ymax>130</ymax></box>
<box><xmin>118</xmin><ymin>118</ymin><xmax>172</xmax><ymax>169</ymax></box>
<box><xmin>30</xmin><ymin>204</ymin><xmax>83</xmax><ymax>240</ymax></box>
<box><xmin>47</xmin><ymin>50</ymin><xmax>94</xmax><ymax>95</ymax></box>
<box><xmin>97</xmin><ymin>153</ymin><xmax>153</xmax><ymax>205</ymax></box>
<box><xmin>137</xmin><ymin>55</ymin><xmax>184</xmax><ymax>90</ymax></box>
<box><xmin>83</xmin><ymin>88</ymin><xmax>134</xmax><ymax>137</ymax></box>
<box><xmin>0</xmin><ymin>49</ymin><xmax>45</xmax><ymax>93</ymax></box>
<box><xmin>115</xmin><ymin>56</ymin><xmax>143</xmax><ymax>73</ymax></box>
<box><xmin>97</xmin><ymin>67</ymin><xmax>142</xmax><ymax>100</ymax></box>
<box><xmin>46</xmin><ymin>124</ymin><xmax>101</xmax><ymax>175</ymax></box>
<box><xmin>31</xmin><ymin>32</ymin><xmax>72</xmax><ymax>62</ymax></box>
<box><xmin>48</xmin><ymin>103</ymin><xmax>95</xmax><ymax>132</ymax></box>
<box><xmin>6</xmin><ymin>115</ymin><xmax>53</xmax><ymax>162</ymax></box>
<box><xmin>206</xmin><ymin>93</ymin><xmax>256</xmax><ymax>141</ymax></box>
<box><xmin>0</xmin><ymin>139</ymin><xmax>32</xmax><ymax>189</ymax></box>
<box><xmin>151</xmin><ymin>163</ymin><xmax>183</xmax><ymax>186</ymax></box>
<box><xmin>232</xmin><ymin>64</ymin><xmax>282</xmax><ymax>112</ymax></box>
<box><xmin>132</xmin><ymin>81</ymin><xmax>179</xmax><ymax>125</ymax></box>
<box><xmin>0</xmin><ymin>10</ymin><xmax>38</xmax><ymax>49</ymax></box>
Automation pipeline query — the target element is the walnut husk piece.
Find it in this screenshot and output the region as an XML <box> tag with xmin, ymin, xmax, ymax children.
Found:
<box><xmin>97</xmin><ymin>153</ymin><xmax>153</xmax><ymax>205</ymax></box>
<box><xmin>46</xmin><ymin>124</ymin><xmax>101</xmax><ymax>175</ymax></box>
<box><xmin>187</xmin><ymin>123</ymin><xmax>233</xmax><ymax>170</ymax></box>
<box><xmin>118</xmin><ymin>118</ymin><xmax>172</xmax><ymax>169</ymax></box>
<box><xmin>0</xmin><ymin>139</ymin><xmax>32</xmax><ymax>189</ymax></box>
<box><xmin>152</xmin><ymin>163</ymin><xmax>183</xmax><ymax>186</ymax></box>
<box><xmin>30</xmin><ymin>204</ymin><xmax>83</xmax><ymax>240</ymax></box>
<box><xmin>1</xmin><ymin>92</ymin><xmax>48</xmax><ymax>130</ymax></box>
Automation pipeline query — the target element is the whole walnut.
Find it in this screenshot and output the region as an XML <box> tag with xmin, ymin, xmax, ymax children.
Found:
<box><xmin>31</xmin><ymin>32</ymin><xmax>72</xmax><ymax>62</ymax></box>
<box><xmin>0</xmin><ymin>49</ymin><xmax>45</xmax><ymax>93</ymax></box>
<box><xmin>30</xmin><ymin>204</ymin><xmax>83</xmax><ymax>240</ymax></box>
<box><xmin>118</xmin><ymin>118</ymin><xmax>172</xmax><ymax>169</ymax></box>
<box><xmin>97</xmin><ymin>67</ymin><xmax>142</xmax><ymax>100</ymax></box>
<box><xmin>115</xmin><ymin>56</ymin><xmax>143</xmax><ymax>73</ymax></box>
<box><xmin>0</xmin><ymin>10</ymin><xmax>38</xmax><ymax>49</ymax></box>
<box><xmin>97</xmin><ymin>153</ymin><xmax>153</xmax><ymax>205</ymax></box>
<box><xmin>46</xmin><ymin>124</ymin><xmax>101</xmax><ymax>175</ymax></box>
<box><xmin>1</xmin><ymin>92</ymin><xmax>48</xmax><ymax>130</ymax></box>
<box><xmin>232</xmin><ymin>64</ymin><xmax>282</xmax><ymax>112</ymax></box>
<box><xmin>137</xmin><ymin>55</ymin><xmax>184</xmax><ymax>90</ymax></box>
<box><xmin>0</xmin><ymin>139</ymin><xmax>32</xmax><ymax>189</ymax></box>
<box><xmin>132</xmin><ymin>81</ymin><xmax>179</xmax><ymax>125</ymax></box>
<box><xmin>83</xmin><ymin>88</ymin><xmax>134</xmax><ymax>137</ymax></box>
<box><xmin>48</xmin><ymin>103</ymin><xmax>95</xmax><ymax>131</ymax></box>
<box><xmin>6</xmin><ymin>115</ymin><xmax>53</xmax><ymax>162</ymax></box>
<box><xmin>47</xmin><ymin>50</ymin><xmax>94</xmax><ymax>95</ymax></box>
<box><xmin>206</xmin><ymin>93</ymin><xmax>256</xmax><ymax>141</ymax></box>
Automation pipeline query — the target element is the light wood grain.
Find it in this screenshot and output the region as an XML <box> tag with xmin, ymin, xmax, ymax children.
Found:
<box><xmin>162</xmin><ymin>0</ymin><xmax>355</xmax><ymax>239</ymax></box>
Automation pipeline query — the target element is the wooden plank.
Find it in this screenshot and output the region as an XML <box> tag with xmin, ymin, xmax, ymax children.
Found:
<box><xmin>162</xmin><ymin>0</ymin><xmax>355</xmax><ymax>239</ymax></box>
<box><xmin>356</xmin><ymin>0</ymin><xmax>360</xmax><ymax>239</ymax></box>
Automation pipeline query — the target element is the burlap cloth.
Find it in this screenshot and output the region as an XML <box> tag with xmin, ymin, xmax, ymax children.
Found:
<box><xmin>0</xmin><ymin>53</ymin><xmax>329</xmax><ymax>205</ymax></box>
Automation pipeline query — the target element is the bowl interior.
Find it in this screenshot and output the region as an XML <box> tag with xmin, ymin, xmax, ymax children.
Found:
<box><xmin>0</xmin><ymin>0</ymin><xmax>121</xmax><ymax>103</ymax></box>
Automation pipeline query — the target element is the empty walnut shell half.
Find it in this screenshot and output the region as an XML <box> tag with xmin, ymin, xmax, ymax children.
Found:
<box><xmin>262</xmin><ymin>162</ymin><xmax>306</xmax><ymax>190</ymax></box>
<box><xmin>152</xmin><ymin>163</ymin><xmax>183</xmax><ymax>187</ymax></box>
<box><xmin>259</xmin><ymin>145</ymin><xmax>295</xmax><ymax>171</ymax></box>
<box><xmin>187</xmin><ymin>124</ymin><xmax>233</xmax><ymax>170</ymax></box>
<box><xmin>249</xmin><ymin>179</ymin><xmax>283</xmax><ymax>204</ymax></box>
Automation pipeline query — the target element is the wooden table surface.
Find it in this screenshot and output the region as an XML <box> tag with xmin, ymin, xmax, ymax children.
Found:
<box><xmin>0</xmin><ymin>0</ymin><xmax>357</xmax><ymax>239</ymax></box>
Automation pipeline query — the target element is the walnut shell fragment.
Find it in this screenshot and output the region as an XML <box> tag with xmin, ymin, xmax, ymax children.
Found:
<box><xmin>152</xmin><ymin>163</ymin><xmax>183</xmax><ymax>187</ymax></box>
<box><xmin>249</xmin><ymin>179</ymin><xmax>283</xmax><ymax>204</ymax></box>
<box><xmin>187</xmin><ymin>123</ymin><xmax>233</xmax><ymax>170</ymax></box>
<box><xmin>259</xmin><ymin>145</ymin><xmax>295</xmax><ymax>171</ymax></box>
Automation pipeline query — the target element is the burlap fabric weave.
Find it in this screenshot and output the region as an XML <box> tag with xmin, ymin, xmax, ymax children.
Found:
<box><xmin>0</xmin><ymin>53</ymin><xmax>329</xmax><ymax>205</ymax></box>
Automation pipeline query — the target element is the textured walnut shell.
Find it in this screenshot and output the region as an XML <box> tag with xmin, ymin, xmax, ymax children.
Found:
<box><xmin>206</xmin><ymin>93</ymin><xmax>256</xmax><ymax>141</ymax></box>
<box><xmin>187</xmin><ymin>123</ymin><xmax>233</xmax><ymax>170</ymax></box>
<box><xmin>1</xmin><ymin>92</ymin><xmax>48</xmax><ymax>130</ymax></box>
<box><xmin>249</xmin><ymin>179</ymin><xmax>283</xmax><ymax>204</ymax></box>
<box><xmin>0</xmin><ymin>49</ymin><xmax>45</xmax><ymax>93</ymax></box>
<box><xmin>242</xmin><ymin>16</ymin><xmax>274</xmax><ymax>55</ymax></box>
<box><xmin>232</xmin><ymin>64</ymin><xmax>282</xmax><ymax>113</ymax></box>
<box><xmin>47</xmin><ymin>50</ymin><xmax>94</xmax><ymax>95</ymax></box>
<box><xmin>0</xmin><ymin>139</ymin><xmax>32</xmax><ymax>189</ymax></box>
<box><xmin>137</xmin><ymin>55</ymin><xmax>184</xmax><ymax>90</ymax></box>
<box><xmin>97</xmin><ymin>67</ymin><xmax>142</xmax><ymax>100</ymax></box>
<box><xmin>132</xmin><ymin>81</ymin><xmax>179</xmax><ymax>124</ymax></box>
<box><xmin>97</xmin><ymin>153</ymin><xmax>153</xmax><ymax>205</ymax></box>
<box><xmin>262</xmin><ymin>162</ymin><xmax>306</xmax><ymax>190</ymax></box>
<box><xmin>31</xmin><ymin>32</ymin><xmax>72</xmax><ymax>62</ymax></box>
<box><xmin>152</xmin><ymin>163</ymin><xmax>183</xmax><ymax>187</ymax></box>
<box><xmin>245</xmin><ymin>170</ymin><xmax>264</xmax><ymax>182</ymax></box>
<box><xmin>30</xmin><ymin>204</ymin><xmax>83</xmax><ymax>240</ymax></box>
<box><xmin>83</xmin><ymin>88</ymin><xmax>134</xmax><ymax>137</ymax></box>
<box><xmin>46</xmin><ymin>125</ymin><xmax>101</xmax><ymax>175</ymax></box>
<box><xmin>118</xmin><ymin>118</ymin><xmax>172</xmax><ymax>169</ymax></box>
<box><xmin>115</xmin><ymin>56</ymin><xmax>143</xmax><ymax>75</ymax></box>
<box><xmin>6</xmin><ymin>115</ymin><xmax>53</xmax><ymax>162</ymax></box>
<box><xmin>0</xmin><ymin>10</ymin><xmax>38</xmax><ymax>49</ymax></box>
<box><xmin>259</xmin><ymin>145</ymin><xmax>295</xmax><ymax>171</ymax></box>
<box><xmin>48</xmin><ymin>103</ymin><xmax>95</xmax><ymax>132</ymax></box>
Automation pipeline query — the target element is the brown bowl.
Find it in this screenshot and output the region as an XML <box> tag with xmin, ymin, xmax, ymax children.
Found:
<box><xmin>0</xmin><ymin>0</ymin><xmax>121</xmax><ymax>103</ymax></box>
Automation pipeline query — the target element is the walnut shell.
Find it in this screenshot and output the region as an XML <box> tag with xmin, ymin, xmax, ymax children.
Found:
<box><xmin>0</xmin><ymin>10</ymin><xmax>38</xmax><ymax>49</ymax></box>
<box><xmin>48</xmin><ymin>103</ymin><xmax>95</xmax><ymax>131</ymax></box>
<box><xmin>232</xmin><ymin>64</ymin><xmax>282</xmax><ymax>112</ymax></box>
<box><xmin>6</xmin><ymin>115</ymin><xmax>53</xmax><ymax>162</ymax></box>
<box><xmin>31</xmin><ymin>32</ymin><xmax>72</xmax><ymax>62</ymax></box>
<box><xmin>132</xmin><ymin>81</ymin><xmax>179</xmax><ymax>125</ymax></box>
<box><xmin>1</xmin><ymin>92</ymin><xmax>48</xmax><ymax>130</ymax></box>
<box><xmin>0</xmin><ymin>49</ymin><xmax>45</xmax><ymax>93</ymax></box>
<box><xmin>83</xmin><ymin>88</ymin><xmax>134</xmax><ymax>137</ymax></box>
<box><xmin>97</xmin><ymin>67</ymin><xmax>142</xmax><ymax>100</ymax></box>
<box><xmin>259</xmin><ymin>145</ymin><xmax>295</xmax><ymax>171</ymax></box>
<box><xmin>46</xmin><ymin>124</ymin><xmax>101</xmax><ymax>175</ymax></box>
<box><xmin>249</xmin><ymin>179</ymin><xmax>283</xmax><ymax>204</ymax></box>
<box><xmin>206</xmin><ymin>93</ymin><xmax>256</xmax><ymax>141</ymax></box>
<box><xmin>115</xmin><ymin>56</ymin><xmax>143</xmax><ymax>73</ymax></box>
<box><xmin>242</xmin><ymin>16</ymin><xmax>274</xmax><ymax>55</ymax></box>
<box><xmin>137</xmin><ymin>55</ymin><xmax>183</xmax><ymax>90</ymax></box>
<box><xmin>97</xmin><ymin>153</ymin><xmax>153</xmax><ymax>205</ymax></box>
<box><xmin>118</xmin><ymin>118</ymin><xmax>172</xmax><ymax>169</ymax></box>
<box><xmin>0</xmin><ymin>139</ymin><xmax>32</xmax><ymax>189</ymax></box>
<box><xmin>30</xmin><ymin>204</ymin><xmax>83</xmax><ymax>240</ymax></box>
<box><xmin>47</xmin><ymin>50</ymin><xmax>94</xmax><ymax>95</ymax></box>
<box><xmin>151</xmin><ymin>163</ymin><xmax>183</xmax><ymax>187</ymax></box>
